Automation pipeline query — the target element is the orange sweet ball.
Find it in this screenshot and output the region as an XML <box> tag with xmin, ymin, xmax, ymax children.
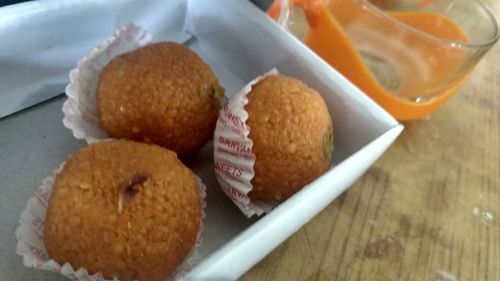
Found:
<box><xmin>246</xmin><ymin>74</ymin><xmax>334</xmax><ymax>202</ymax></box>
<box><xmin>97</xmin><ymin>42</ymin><xmax>224</xmax><ymax>156</ymax></box>
<box><xmin>44</xmin><ymin>140</ymin><xmax>201</xmax><ymax>281</ymax></box>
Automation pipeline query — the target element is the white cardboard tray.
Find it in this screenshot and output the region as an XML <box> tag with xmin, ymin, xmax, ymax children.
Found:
<box><xmin>0</xmin><ymin>0</ymin><xmax>403</xmax><ymax>280</ymax></box>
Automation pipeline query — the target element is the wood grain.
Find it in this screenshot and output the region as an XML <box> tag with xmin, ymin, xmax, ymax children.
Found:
<box><xmin>240</xmin><ymin>1</ymin><xmax>500</xmax><ymax>280</ymax></box>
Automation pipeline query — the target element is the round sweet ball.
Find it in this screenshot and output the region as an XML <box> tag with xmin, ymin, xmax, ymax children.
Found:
<box><xmin>97</xmin><ymin>42</ymin><xmax>224</xmax><ymax>156</ymax></box>
<box><xmin>44</xmin><ymin>140</ymin><xmax>202</xmax><ymax>281</ymax></box>
<box><xmin>246</xmin><ymin>74</ymin><xmax>334</xmax><ymax>202</ymax></box>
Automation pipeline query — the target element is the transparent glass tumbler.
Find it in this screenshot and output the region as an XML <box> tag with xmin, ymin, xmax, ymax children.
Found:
<box><xmin>269</xmin><ymin>0</ymin><xmax>499</xmax><ymax>120</ymax></box>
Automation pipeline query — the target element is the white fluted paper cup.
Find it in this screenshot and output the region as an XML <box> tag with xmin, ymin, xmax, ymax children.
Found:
<box><xmin>213</xmin><ymin>69</ymin><xmax>280</xmax><ymax>218</ymax></box>
<box><xmin>62</xmin><ymin>23</ymin><xmax>152</xmax><ymax>143</ymax></box>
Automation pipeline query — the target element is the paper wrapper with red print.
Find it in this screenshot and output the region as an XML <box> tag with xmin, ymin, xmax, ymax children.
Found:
<box><xmin>62</xmin><ymin>23</ymin><xmax>152</xmax><ymax>143</ymax></box>
<box><xmin>213</xmin><ymin>69</ymin><xmax>279</xmax><ymax>217</ymax></box>
<box><xmin>15</xmin><ymin>160</ymin><xmax>207</xmax><ymax>281</ymax></box>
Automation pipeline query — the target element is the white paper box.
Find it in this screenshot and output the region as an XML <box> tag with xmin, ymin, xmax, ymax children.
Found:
<box><xmin>0</xmin><ymin>0</ymin><xmax>403</xmax><ymax>280</ymax></box>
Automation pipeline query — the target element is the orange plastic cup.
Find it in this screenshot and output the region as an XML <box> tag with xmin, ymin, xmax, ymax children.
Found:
<box><xmin>268</xmin><ymin>0</ymin><xmax>498</xmax><ymax>120</ymax></box>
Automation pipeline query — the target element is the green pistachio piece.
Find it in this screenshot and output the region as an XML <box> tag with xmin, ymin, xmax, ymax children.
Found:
<box><xmin>199</xmin><ymin>84</ymin><xmax>208</xmax><ymax>98</ymax></box>
<box><xmin>323</xmin><ymin>125</ymin><xmax>334</xmax><ymax>160</ymax></box>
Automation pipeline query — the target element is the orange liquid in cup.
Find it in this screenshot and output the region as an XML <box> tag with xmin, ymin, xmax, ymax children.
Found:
<box><xmin>269</xmin><ymin>0</ymin><xmax>472</xmax><ymax>120</ymax></box>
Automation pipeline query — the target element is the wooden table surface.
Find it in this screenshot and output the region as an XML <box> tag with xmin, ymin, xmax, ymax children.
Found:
<box><xmin>241</xmin><ymin>1</ymin><xmax>500</xmax><ymax>281</ymax></box>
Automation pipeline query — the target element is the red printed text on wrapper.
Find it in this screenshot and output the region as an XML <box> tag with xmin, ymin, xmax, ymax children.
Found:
<box><xmin>213</xmin><ymin>69</ymin><xmax>278</xmax><ymax>217</ymax></box>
